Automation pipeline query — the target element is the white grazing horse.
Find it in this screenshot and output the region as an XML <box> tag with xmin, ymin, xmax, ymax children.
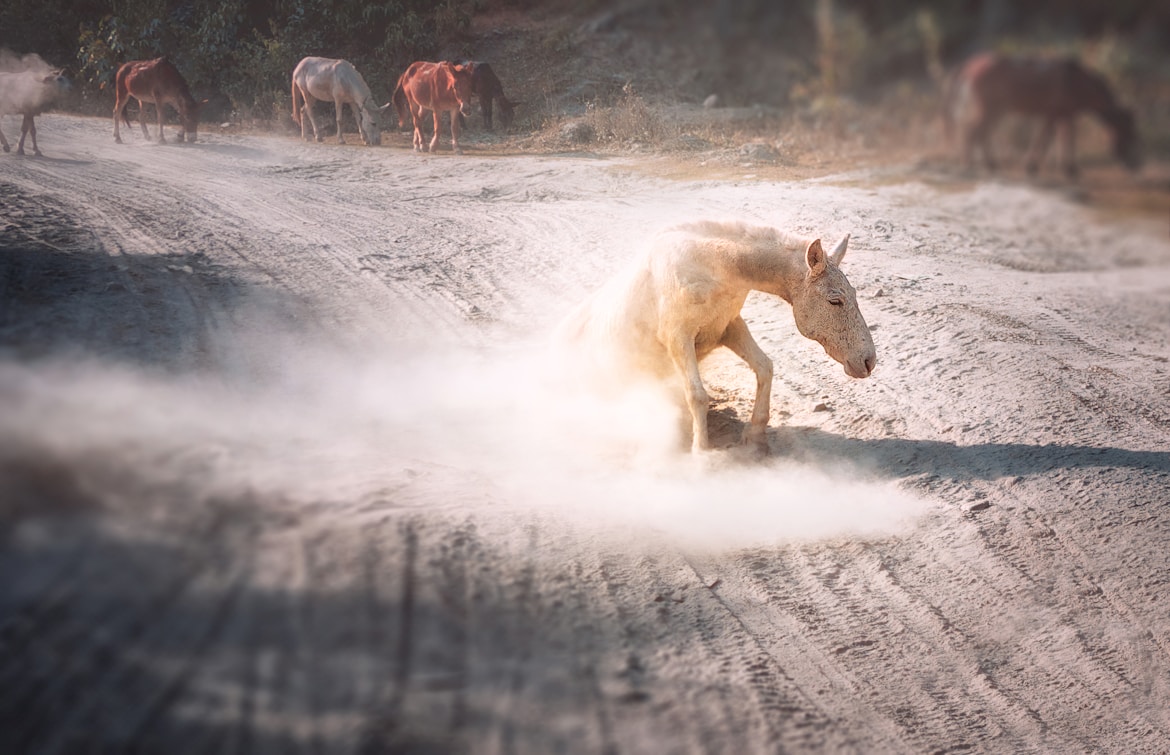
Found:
<box><xmin>558</xmin><ymin>220</ymin><xmax>877</xmax><ymax>452</ymax></box>
<box><xmin>291</xmin><ymin>56</ymin><xmax>386</xmax><ymax>146</ymax></box>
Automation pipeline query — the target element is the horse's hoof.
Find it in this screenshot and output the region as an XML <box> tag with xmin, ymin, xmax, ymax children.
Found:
<box><xmin>114</xmin><ymin>137</ymin><xmax>122</xmax><ymax>145</ymax></box>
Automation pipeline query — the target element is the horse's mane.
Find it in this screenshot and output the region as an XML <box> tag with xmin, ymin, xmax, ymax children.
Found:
<box><xmin>669</xmin><ymin>220</ymin><xmax>810</xmax><ymax>252</ymax></box>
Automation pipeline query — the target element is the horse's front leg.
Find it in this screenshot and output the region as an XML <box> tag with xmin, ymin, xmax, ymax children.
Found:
<box><xmin>0</xmin><ymin>116</ymin><xmax>10</xmax><ymax>152</ymax></box>
<box><xmin>428</xmin><ymin>110</ymin><xmax>441</xmax><ymax>152</ymax></box>
<box><xmin>335</xmin><ymin>100</ymin><xmax>346</xmax><ymax>144</ymax></box>
<box><xmin>450</xmin><ymin>108</ymin><xmax>463</xmax><ymax>154</ymax></box>
<box><xmin>665</xmin><ymin>332</ymin><xmax>711</xmax><ymax>453</ymax></box>
<box><xmin>17</xmin><ymin>113</ymin><xmax>38</xmax><ymax>156</ymax></box>
<box><xmin>1026</xmin><ymin>117</ymin><xmax>1056</xmax><ymax>176</ymax></box>
<box><xmin>720</xmin><ymin>316</ymin><xmax>773</xmax><ymax>451</ymax></box>
<box><xmin>154</xmin><ymin>94</ymin><xmax>167</xmax><ymax>143</ymax></box>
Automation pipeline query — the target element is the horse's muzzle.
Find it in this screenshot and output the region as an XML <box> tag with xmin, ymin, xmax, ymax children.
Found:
<box><xmin>845</xmin><ymin>353</ymin><xmax>876</xmax><ymax>379</ymax></box>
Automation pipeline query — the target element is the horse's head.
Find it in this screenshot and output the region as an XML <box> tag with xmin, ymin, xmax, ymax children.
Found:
<box><xmin>498</xmin><ymin>97</ymin><xmax>519</xmax><ymax>129</ymax></box>
<box><xmin>790</xmin><ymin>234</ymin><xmax>876</xmax><ymax>379</ymax></box>
<box><xmin>448</xmin><ymin>63</ymin><xmax>475</xmax><ymax>118</ymax></box>
<box><xmin>359</xmin><ymin>98</ymin><xmax>383</xmax><ymax>146</ymax></box>
<box><xmin>43</xmin><ymin>70</ymin><xmax>71</xmax><ymax>95</ymax></box>
<box><xmin>1104</xmin><ymin>106</ymin><xmax>1142</xmax><ymax>171</ymax></box>
<box><xmin>178</xmin><ymin>98</ymin><xmax>206</xmax><ymax>143</ymax></box>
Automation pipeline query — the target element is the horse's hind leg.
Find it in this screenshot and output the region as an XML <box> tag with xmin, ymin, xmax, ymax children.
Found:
<box><xmin>721</xmin><ymin>316</ymin><xmax>773</xmax><ymax>451</ymax></box>
<box><xmin>17</xmin><ymin>113</ymin><xmax>38</xmax><ymax>156</ymax></box>
<box><xmin>303</xmin><ymin>97</ymin><xmax>322</xmax><ymax>142</ymax></box>
<box><xmin>664</xmin><ymin>333</ymin><xmax>711</xmax><ymax>453</ymax></box>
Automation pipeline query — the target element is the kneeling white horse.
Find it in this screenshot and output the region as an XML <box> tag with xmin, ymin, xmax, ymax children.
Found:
<box><xmin>558</xmin><ymin>220</ymin><xmax>876</xmax><ymax>452</ymax></box>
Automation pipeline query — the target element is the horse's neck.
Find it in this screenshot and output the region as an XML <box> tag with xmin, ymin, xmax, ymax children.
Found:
<box><xmin>732</xmin><ymin>242</ymin><xmax>805</xmax><ymax>303</ymax></box>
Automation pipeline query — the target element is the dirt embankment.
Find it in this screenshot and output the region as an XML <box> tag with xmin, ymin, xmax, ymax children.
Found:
<box><xmin>1</xmin><ymin>114</ymin><xmax>1169</xmax><ymax>753</ymax></box>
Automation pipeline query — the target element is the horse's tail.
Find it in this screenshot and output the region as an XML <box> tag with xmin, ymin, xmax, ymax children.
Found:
<box><xmin>113</xmin><ymin>65</ymin><xmax>132</xmax><ymax>126</ymax></box>
<box><xmin>392</xmin><ymin>75</ymin><xmax>409</xmax><ymax>129</ymax></box>
<box><xmin>291</xmin><ymin>77</ymin><xmax>302</xmax><ymax>127</ymax></box>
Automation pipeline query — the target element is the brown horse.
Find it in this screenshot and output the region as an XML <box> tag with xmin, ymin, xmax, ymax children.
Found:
<box><xmin>392</xmin><ymin>61</ymin><xmax>475</xmax><ymax>154</ymax></box>
<box><xmin>945</xmin><ymin>52</ymin><xmax>1141</xmax><ymax>178</ymax></box>
<box><xmin>456</xmin><ymin>61</ymin><xmax>520</xmax><ymax>131</ymax></box>
<box><xmin>113</xmin><ymin>58</ymin><xmax>204</xmax><ymax>144</ymax></box>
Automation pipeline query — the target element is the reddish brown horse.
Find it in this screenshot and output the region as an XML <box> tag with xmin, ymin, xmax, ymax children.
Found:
<box><xmin>392</xmin><ymin>61</ymin><xmax>475</xmax><ymax>154</ymax></box>
<box><xmin>113</xmin><ymin>58</ymin><xmax>203</xmax><ymax>144</ymax></box>
<box><xmin>945</xmin><ymin>52</ymin><xmax>1141</xmax><ymax>178</ymax></box>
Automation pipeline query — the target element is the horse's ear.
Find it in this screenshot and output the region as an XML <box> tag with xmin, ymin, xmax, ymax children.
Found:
<box><xmin>805</xmin><ymin>239</ymin><xmax>827</xmax><ymax>273</ymax></box>
<box><xmin>828</xmin><ymin>233</ymin><xmax>849</xmax><ymax>265</ymax></box>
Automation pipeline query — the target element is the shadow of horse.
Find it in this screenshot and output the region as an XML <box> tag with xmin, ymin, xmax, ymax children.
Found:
<box><xmin>778</xmin><ymin>426</ymin><xmax>1170</xmax><ymax>481</ymax></box>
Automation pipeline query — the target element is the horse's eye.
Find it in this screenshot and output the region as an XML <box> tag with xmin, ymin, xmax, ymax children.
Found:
<box><xmin>829</xmin><ymin>297</ymin><xmax>844</xmax><ymax>306</ymax></box>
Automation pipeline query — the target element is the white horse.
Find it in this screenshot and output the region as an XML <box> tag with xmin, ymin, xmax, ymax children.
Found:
<box><xmin>291</xmin><ymin>57</ymin><xmax>386</xmax><ymax>146</ymax></box>
<box><xmin>0</xmin><ymin>68</ymin><xmax>70</xmax><ymax>156</ymax></box>
<box><xmin>558</xmin><ymin>220</ymin><xmax>877</xmax><ymax>452</ymax></box>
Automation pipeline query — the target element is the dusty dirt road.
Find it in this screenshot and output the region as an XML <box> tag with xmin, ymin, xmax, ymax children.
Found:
<box><xmin>2</xmin><ymin>115</ymin><xmax>1170</xmax><ymax>753</ymax></box>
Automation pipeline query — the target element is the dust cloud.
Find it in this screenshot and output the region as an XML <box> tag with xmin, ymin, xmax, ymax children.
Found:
<box><xmin>1</xmin><ymin>303</ymin><xmax>928</xmax><ymax>550</ymax></box>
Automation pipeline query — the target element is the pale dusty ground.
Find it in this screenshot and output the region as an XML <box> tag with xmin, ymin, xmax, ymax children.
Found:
<box><xmin>2</xmin><ymin>114</ymin><xmax>1170</xmax><ymax>753</ymax></box>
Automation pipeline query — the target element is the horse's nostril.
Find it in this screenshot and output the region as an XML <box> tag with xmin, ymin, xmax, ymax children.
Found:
<box><xmin>864</xmin><ymin>355</ymin><xmax>876</xmax><ymax>374</ymax></box>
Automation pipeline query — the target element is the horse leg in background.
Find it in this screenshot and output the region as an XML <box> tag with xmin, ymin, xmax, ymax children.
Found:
<box><xmin>138</xmin><ymin>98</ymin><xmax>154</xmax><ymax>141</ymax></box>
<box><xmin>427</xmin><ymin>109</ymin><xmax>443</xmax><ymax>152</ymax></box>
<box><xmin>16</xmin><ymin>113</ymin><xmax>38</xmax><ymax>156</ymax></box>
<box><xmin>410</xmin><ymin>105</ymin><xmax>426</xmax><ymax>151</ymax></box>
<box><xmin>666</xmin><ymin>333</ymin><xmax>711</xmax><ymax>453</ymax></box>
<box><xmin>154</xmin><ymin>92</ymin><xmax>169</xmax><ymax>143</ymax></box>
<box><xmin>0</xmin><ymin>118</ymin><xmax>9</xmax><ymax>152</ymax></box>
<box><xmin>969</xmin><ymin>113</ymin><xmax>1000</xmax><ymax>173</ymax></box>
<box><xmin>334</xmin><ymin>99</ymin><xmax>347</xmax><ymax>144</ymax></box>
<box><xmin>1025</xmin><ymin>117</ymin><xmax>1057</xmax><ymax>176</ymax></box>
<box><xmin>483</xmin><ymin>96</ymin><xmax>493</xmax><ymax>131</ymax></box>
<box><xmin>302</xmin><ymin>96</ymin><xmax>322</xmax><ymax>142</ymax></box>
<box><xmin>1059</xmin><ymin>119</ymin><xmax>1079</xmax><ymax>179</ymax></box>
<box><xmin>449</xmin><ymin>108</ymin><xmax>464</xmax><ymax>154</ymax></box>
<box><xmin>720</xmin><ymin>316</ymin><xmax>774</xmax><ymax>450</ymax></box>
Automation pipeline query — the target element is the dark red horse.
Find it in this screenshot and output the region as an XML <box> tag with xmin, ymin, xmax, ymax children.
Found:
<box><xmin>945</xmin><ymin>52</ymin><xmax>1141</xmax><ymax>178</ymax></box>
<box><xmin>392</xmin><ymin>61</ymin><xmax>475</xmax><ymax>154</ymax></box>
<box><xmin>456</xmin><ymin>61</ymin><xmax>520</xmax><ymax>131</ymax></box>
<box><xmin>113</xmin><ymin>57</ymin><xmax>204</xmax><ymax>144</ymax></box>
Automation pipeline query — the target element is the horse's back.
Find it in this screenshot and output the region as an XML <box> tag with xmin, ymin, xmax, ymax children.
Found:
<box><xmin>118</xmin><ymin>58</ymin><xmax>189</xmax><ymax>101</ymax></box>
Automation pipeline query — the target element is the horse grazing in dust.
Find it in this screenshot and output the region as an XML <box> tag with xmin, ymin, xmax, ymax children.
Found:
<box><xmin>558</xmin><ymin>221</ymin><xmax>876</xmax><ymax>453</ymax></box>
<box><xmin>0</xmin><ymin>67</ymin><xmax>70</xmax><ymax>156</ymax></box>
<box><xmin>392</xmin><ymin>61</ymin><xmax>475</xmax><ymax>154</ymax></box>
<box><xmin>455</xmin><ymin>61</ymin><xmax>520</xmax><ymax>131</ymax></box>
<box><xmin>291</xmin><ymin>56</ymin><xmax>386</xmax><ymax>146</ymax></box>
<box><xmin>945</xmin><ymin>52</ymin><xmax>1142</xmax><ymax>178</ymax></box>
<box><xmin>113</xmin><ymin>58</ymin><xmax>204</xmax><ymax>144</ymax></box>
